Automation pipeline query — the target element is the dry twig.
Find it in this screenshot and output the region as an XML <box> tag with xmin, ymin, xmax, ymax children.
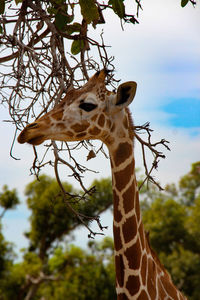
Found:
<box><xmin>0</xmin><ymin>0</ymin><xmax>169</xmax><ymax>235</ymax></box>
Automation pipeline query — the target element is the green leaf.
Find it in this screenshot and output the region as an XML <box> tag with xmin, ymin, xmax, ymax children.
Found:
<box><xmin>55</xmin><ymin>12</ymin><xmax>73</xmax><ymax>30</ymax></box>
<box><xmin>66</xmin><ymin>22</ymin><xmax>81</xmax><ymax>35</ymax></box>
<box><xmin>71</xmin><ymin>40</ymin><xmax>84</xmax><ymax>55</ymax></box>
<box><xmin>109</xmin><ymin>0</ymin><xmax>125</xmax><ymax>19</ymax></box>
<box><xmin>0</xmin><ymin>0</ymin><xmax>5</xmax><ymax>14</ymax></box>
<box><xmin>181</xmin><ymin>0</ymin><xmax>189</xmax><ymax>7</ymax></box>
<box><xmin>55</xmin><ymin>12</ymin><xmax>67</xmax><ymax>30</ymax></box>
<box><xmin>79</xmin><ymin>0</ymin><xmax>99</xmax><ymax>24</ymax></box>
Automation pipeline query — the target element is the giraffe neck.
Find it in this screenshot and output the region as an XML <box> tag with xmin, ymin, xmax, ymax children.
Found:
<box><xmin>108</xmin><ymin>140</ymin><xmax>186</xmax><ymax>300</ymax></box>
<box><xmin>109</xmin><ymin>140</ymin><xmax>144</xmax><ymax>298</ymax></box>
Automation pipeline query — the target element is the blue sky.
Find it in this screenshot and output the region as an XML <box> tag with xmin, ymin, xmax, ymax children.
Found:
<box><xmin>1</xmin><ymin>0</ymin><xmax>200</xmax><ymax>257</ymax></box>
<box><xmin>163</xmin><ymin>98</ymin><xmax>200</xmax><ymax>129</ymax></box>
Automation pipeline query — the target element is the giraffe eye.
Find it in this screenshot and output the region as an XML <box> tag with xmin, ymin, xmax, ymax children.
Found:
<box><xmin>79</xmin><ymin>102</ymin><xmax>97</xmax><ymax>112</ymax></box>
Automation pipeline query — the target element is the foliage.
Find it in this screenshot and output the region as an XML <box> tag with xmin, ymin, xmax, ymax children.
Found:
<box><xmin>39</xmin><ymin>243</ymin><xmax>115</xmax><ymax>300</ymax></box>
<box><xmin>0</xmin><ymin>163</ymin><xmax>200</xmax><ymax>299</ymax></box>
<box><xmin>141</xmin><ymin>162</ymin><xmax>200</xmax><ymax>299</ymax></box>
<box><xmin>0</xmin><ymin>185</ymin><xmax>19</xmax><ymax>218</ymax></box>
<box><xmin>0</xmin><ymin>224</ymin><xmax>13</xmax><ymax>276</ymax></box>
<box><xmin>25</xmin><ymin>175</ymin><xmax>76</xmax><ymax>257</ymax></box>
<box><xmin>0</xmin><ymin>175</ymin><xmax>113</xmax><ymax>299</ymax></box>
<box><xmin>0</xmin><ymin>186</ymin><xmax>18</xmax><ymax>299</ymax></box>
<box><xmin>179</xmin><ymin>161</ymin><xmax>200</xmax><ymax>205</ymax></box>
<box><xmin>24</xmin><ymin>175</ymin><xmax>112</xmax><ymax>259</ymax></box>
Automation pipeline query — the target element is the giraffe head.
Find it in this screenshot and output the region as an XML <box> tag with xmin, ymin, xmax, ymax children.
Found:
<box><xmin>18</xmin><ymin>70</ymin><xmax>137</xmax><ymax>146</ymax></box>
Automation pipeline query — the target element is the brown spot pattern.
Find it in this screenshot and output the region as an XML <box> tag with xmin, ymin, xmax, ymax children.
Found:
<box><xmin>117</xmin><ymin>294</ymin><xmax>129</xmax><ymax>300</ymax></box>
<box><xmin>115</xmin><ymin>254</ymin><xmax>125</xmax><ymax>287</ymax></box>
<box><xmin>124</xmin><ymin>238</ymin><xmax>141</xmax><ymax>270</ymax></box>
<box><xmin>65</xmin><ymin>131</ymin><xmax>74</xmax><ymax>138</ymax></box>
<box><xmin>76</xmin><ymin>132</ymin><xmax>87</xmax><ymax>138</ymax></box>
<box><xmin>137</xmin><ymin>290</ymin><xmax>149</xmax><ymax>300</ymax></box>
<box><xmin>91</xmin><ymin>114</ymin><xmax>98</xmax><ymax>121</ymax></box>
<box><xmin>107</xmin><ymin>119</ymin><xmax>112</xmax><ymax>128</ymax></box>
<box><xmin>71</xmin><ymin>122</ymin><xmax>89</xmax><ymax>132</ymax></box>
<box><xmin>122</xmin><ymin>183</ymin><xmax>135</xmax><ymax>214</ymax></box>
<box><xmin>114</xmin><ymin>159</ymin><xmax>135</xmax><ymax>192</ymax></box>
<box><xmin>157</xmin><ymin>278</ymin><xmax>168</xmax><ymax>299</ymax></box>
<box><xmin>147</xmin><ymin>258</ymin><xmax>157</xmax><ymax>299</ymax></box>
<box><xmin>98</xmin><ymin>114</ymin><xmax>105</xmax><ymax>127</ymax></box>
<box><xmin>141</xmin><ymin>254</ymin><xmax>147</xmax><ymax>286</ymax></box>
<box><xmin>51</xmin><ymin>110</ymin><xmax>63</xmax><ymax>120</ymax></box>
<box><xmin>139</xmin><ymin>224</ymin><xmax>145</xmax><ymax>250</ymax></box>
<box><xmin>88</xmin><ymin>127</ymin><xmax>101</xmax><ymax>136</ymax></box>
<box><xmin>113</xmin><ymin>190</ymin><xmax>123</xmax><ymax>223</ymax></box>
<box><xmin>135</xmin><ymin>191</ymin><xmax>140</xmax><ymax>222</ymax></box>
<box><xmin>99</xmin><ymin>93</ymin><xmax>105</xmax><ymax>101</ymax></box>
<box><xmin>56</xmin><ymin>122</ymin><xmax>66</xmax><ymax>129</ymax></box>
<box><xmin>113</xmin><ymin>225</ymin><xmax>123</xmax><ymax>252</ymax></box>
<box><xmin>97</xmin><ymin>87</ymin><xmax>106</xmax><ymax>101</ymax></box>
<box><xmin>160</xmin><ymin>275</ymin><xmax>179</xmax><ymax>300</ymax></box>
<box><xmin>125</xmin><ymin>275</ymin><xmax>140</xmax><ymax>296</ymax></box>
<box><xmin>114</xmin><ymin>142</ymin><xmax>132</xmax><ymax>167</ymax></box>
<box><xmin>122</xmin><ymin>215</ymin><xmax>137</xmax><ymax>244</ymax></box>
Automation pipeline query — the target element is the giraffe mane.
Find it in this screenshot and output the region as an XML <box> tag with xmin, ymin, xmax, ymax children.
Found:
<box><xmin>127</xmin><ymin>108</ymin><xmax>171</xmax><ymax>281</ymax></box>
<box><xmin>145</xmin><ymin>231</ymin><xmax>172</xmax><ymax>281</ymax></box>
<box><xmin>126</xmin><ymin>108</ymin><xmax>135</xmax><ymax>141</ymax></box>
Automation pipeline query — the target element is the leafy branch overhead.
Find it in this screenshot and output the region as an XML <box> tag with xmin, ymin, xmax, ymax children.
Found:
<box><xmin>0</xmin><ymin>0</ymin><xmax>197</xmax><ymax>234</ymax></box>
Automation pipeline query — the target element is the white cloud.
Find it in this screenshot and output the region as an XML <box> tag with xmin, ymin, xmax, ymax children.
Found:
<box><xmin>95</xmin><ymin>0</ymin><xmax>200</xmax><ymax>107</ymax></box>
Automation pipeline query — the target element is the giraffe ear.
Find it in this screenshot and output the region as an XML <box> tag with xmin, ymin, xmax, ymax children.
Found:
<box><xmin>115</xmin><ymin>81</ymin><xmax>137</xmax><ymax>108</ymax></box>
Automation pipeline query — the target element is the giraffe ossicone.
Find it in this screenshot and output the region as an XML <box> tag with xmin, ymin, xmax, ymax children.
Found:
<box><xmin>18</xmin><ymin>70</ymin><xmax>186</xmax><ymax>300</ymax></box>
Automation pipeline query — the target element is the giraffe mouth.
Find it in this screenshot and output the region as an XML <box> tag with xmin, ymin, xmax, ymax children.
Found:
<box><xmin>27</xmin><ymin>135</ymin><xmax>46</xmax><ymax>145</ymax></box>
<box><xmin>18</xmin><ymin>128</ymin><xmax>45</xmax><ymax>145</ymax></box>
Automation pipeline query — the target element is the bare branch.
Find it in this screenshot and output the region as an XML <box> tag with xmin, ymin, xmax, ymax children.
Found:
<box><xmin>0</xmin><ymin>0</ymin><xmax>169</xmax><ymax>239</ymax></box>
<box><xmin>134</xmin><ymin>123</ymin><xmax>170</xmax><ymax>190</ymax></box>
<box><xmin>52</xmin><ymin>141</ymin><xmax>107</xmax><ymax>238</ymax></box>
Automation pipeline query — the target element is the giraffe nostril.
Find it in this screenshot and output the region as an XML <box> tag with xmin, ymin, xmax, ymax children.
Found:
<box><xmin>26</xmin><ymin>122</ymin><xmax>38</xmax><ymax>129</ymax></box>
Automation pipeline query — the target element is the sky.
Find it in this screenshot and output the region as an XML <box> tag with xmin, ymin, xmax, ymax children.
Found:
<box><xmin>0</xmin><ymin>0</ymin><xmax>200</xmax><ymax>257</ymax></box>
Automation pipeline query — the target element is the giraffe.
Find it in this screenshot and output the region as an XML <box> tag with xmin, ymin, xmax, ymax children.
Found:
<box><xmin>18</xmin><ymin>69</ymin><xmax>186</xmax><ymax>300</ymax></box>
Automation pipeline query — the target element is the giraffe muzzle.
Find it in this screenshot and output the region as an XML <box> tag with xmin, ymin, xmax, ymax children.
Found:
<box><xmin>18</xmin><ymin>122</ymin><xmax>45</xmax><ymax>145</ymax></box>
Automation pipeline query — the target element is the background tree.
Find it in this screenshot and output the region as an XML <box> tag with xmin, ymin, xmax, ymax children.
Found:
<box><xmin>0</xmin><ymin>162</ymin><xmax>200</xmax><ymax>299</ymax></box>
<box><xmin>0</xmin><ymin>185</ymin><xmax>19</xmax><ymax>218</ymax></box>
<box><xmin>141</xmin><ymin>161</ymin><xmax>200</xmax><ymax>300</ymax></box>
<box><xmin>0</xmin><ymin>175</ymin><xmax>113</xmax><ymax>300</ymax></box>
<box><xmin>0</xmin><ymin>186</ymin><xmax>19</xmax><ymax>300</ymax></box>
<box><xmin>25</xmin><ymin>175</ymin><xmax>112</xmax><ymax>258</ymax></box>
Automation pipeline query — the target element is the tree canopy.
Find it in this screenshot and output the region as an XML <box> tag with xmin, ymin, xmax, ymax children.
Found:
<box><xmin>0</xmin><ymin>162</ymin><xmax>200</xmax><ymax>299</ymax></box>
<box><xmin>0</xmin><ymin>175</ymin><xmax>113</xmax><ymax>299</ymax></box>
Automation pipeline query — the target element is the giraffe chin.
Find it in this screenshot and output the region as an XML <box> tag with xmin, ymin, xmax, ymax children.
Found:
<box><xmin>18</xmin><ymin>131</ymin><xmax>45</xmax><ymax>145</ymax></box>
<box><xmin>26</xmin><ymin>135</ymin><xmax>46</xmax><ymax>146</ymax></box>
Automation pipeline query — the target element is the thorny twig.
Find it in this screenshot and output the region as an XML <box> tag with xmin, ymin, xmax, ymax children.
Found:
<box><xmin>134</xmin><ymin>123</ymin><xmax>170</xmax><ymax>191</ymax></box>
<box><xmin>52</xmin><ymin>141</ymin><xmax>107</xmax><ymax>238</ymax></box>
<box><xmin>0</xmin><ymin>0</ymin><xmax>170</xmax><ymax>235</ymax></box>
